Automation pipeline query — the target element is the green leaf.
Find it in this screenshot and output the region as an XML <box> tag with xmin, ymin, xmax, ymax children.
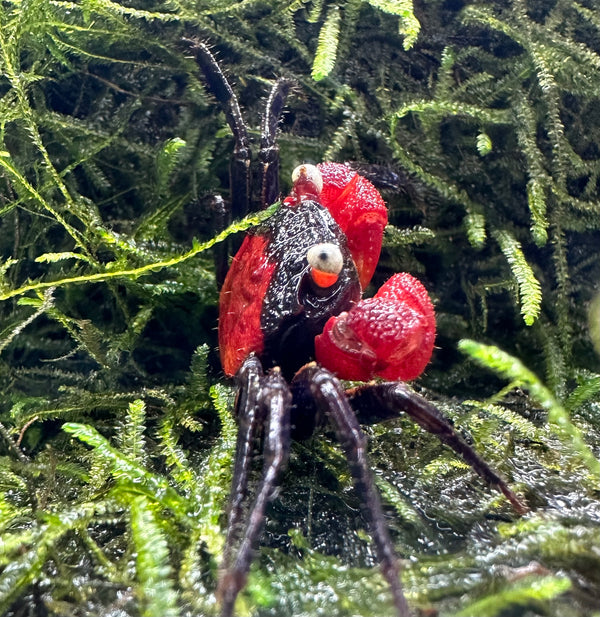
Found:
<box><xmin>130</xmin><ymin>496</ymin><xmax>180</xmax><ymax>617</ymax></box>
<box><xmin>312</xmin><ymin>7</ymin><xmax>341</xmax><ymax>81</ymax></box>
<box><xmin>493</xmin><ymin>229</ymin><xmax>542</xmax><ymax>326</ymax></box>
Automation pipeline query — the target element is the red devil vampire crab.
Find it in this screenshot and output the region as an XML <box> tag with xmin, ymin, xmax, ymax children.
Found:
<box><xmin>187</xmin><ymin>41</ymin><xmax>526</xmax><ymax>617</ymax></box>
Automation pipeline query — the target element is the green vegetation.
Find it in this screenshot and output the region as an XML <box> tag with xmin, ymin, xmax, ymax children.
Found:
<box><xmin>0</xmin><ymin>0</ymin><xmax>598</xmax><ymax>615</ymax></box>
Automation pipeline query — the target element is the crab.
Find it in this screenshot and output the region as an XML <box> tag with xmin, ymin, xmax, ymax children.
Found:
<box><xmin>187</xmin><ymin>41</ymin><xmax>526</xmax><ymax>617</ymax></box>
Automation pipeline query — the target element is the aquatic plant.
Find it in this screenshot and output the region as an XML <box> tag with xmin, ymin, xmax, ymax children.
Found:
<box><xmin>0</xmin><ymin>0</ymin><xmax>598</xmax><ymax>616</ymax></box>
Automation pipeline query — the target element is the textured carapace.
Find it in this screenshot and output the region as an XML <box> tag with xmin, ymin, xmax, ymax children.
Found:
<box><xmin>219</xmin><ymin>170</ymin><xmax>361</xmax><ymax>377</ymax></box>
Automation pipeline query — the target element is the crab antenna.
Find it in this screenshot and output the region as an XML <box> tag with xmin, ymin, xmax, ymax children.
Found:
<box><xmin>186</xmin><ymin>39</ymin><xmax>251</xmax><ymax>221</ymax></box>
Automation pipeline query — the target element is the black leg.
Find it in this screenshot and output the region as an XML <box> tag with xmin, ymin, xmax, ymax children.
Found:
<box><xmin>260</xmin><ymin>79</ymin><xmax>293</xmax><ymax>207</ymax></box>
<box><xmin>187</xmin><ymin>40</ymin><xmax>251</xmax><ymax>221</ymax></box>
<box><xmin>349</xmin><ymin>382</ymin><xmax>527</xmax><ymax>514</ymax></box>
<box><xmin>219</xmin><ymin>365</ymin><xmax>292</xmax><ymax>617</ymax></box>
<box><xmin>222</xmin><ymin>355</ymin><xmax>265</xmax><ymax>569</ymax></box>
<box><xmin>293</xmin><ymin>364</ymin><xmax>411</xmax><ymax>617</ymax></box>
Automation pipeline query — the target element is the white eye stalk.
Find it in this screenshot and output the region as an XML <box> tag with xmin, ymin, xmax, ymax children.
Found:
<box><xmin>307</xmin><ymin>242</ymin><xmax>344</xmax><ymax>288</ymax></box>
<box><xmin>292</xmin><ymin>163</ymin><xmax>323</xmax><ymax>197</ymax></box>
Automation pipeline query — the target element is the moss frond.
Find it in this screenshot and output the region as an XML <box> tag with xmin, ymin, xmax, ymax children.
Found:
<box><xmin>455</xmin><ymin>575</ymin><xmax>572</xmax><ymax>617</ymax></box>
<box><xmin>0</xmin><ymin>202</ymin><xmax>280</xmax><ymax>302</ymax></box>
<box><xmin>464</xmin><ymin>213</ymin><xmax>487</xmax><ymax>249</ymax></box>
<box><xmin>117</xmin><ymin>400</ymin><xmax>147</xmax><ymax>465</ymax></box>
<box><xmin>459</xmin><ymin>339</ymin><xmax>600</xmax><ymax>478</ymax></box>
<box><xmin>63</xmin><ymin>422</ymin><xmax>190</xmax><ymax>514</ymax></box>
<box><xmin>0</xmin><ymin>1</ymin><xmax>598</xmax><ymax>615</ymax></box>
<box><xmin>463</xmin><ymin>400</ymin><xmax>544</xmax><ymax>442</ymax></box>
<box><xmin>0</xmin><ymin>503</ymin><xmax>97</xmax><ymax>614</ymax></box>
<box><xmin>366</xmin><ymin>0</ymin><xmax>420</xmax><ymax>49</ymax></box>
<box><xmin>130</xmin><ymin>496</ymin><xmax>180</xmax><ymax>617</ymax></box>
<box><xmin>492</xmin><ymin>229</ymin><xmax>542</xmax><ymax>326</ymax></box>
<box><xmin>312</xmin><ymin>6</ymin><xmax>342</xmax><ymax>81</ymax></box>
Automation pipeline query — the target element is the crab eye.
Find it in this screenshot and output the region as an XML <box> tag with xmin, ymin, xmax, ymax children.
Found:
<box><xmin>307</xmin><ymin>243</ymin><xmax>344</xmax><ymax>288</ymax></box>
<box><xmin>292</xmin><ymin>164</ymin><xmax>323</xmax><ymax>196</ymax></box>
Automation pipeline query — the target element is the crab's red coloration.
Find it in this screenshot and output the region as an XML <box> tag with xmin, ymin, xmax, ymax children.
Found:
<box><xmin>317</xmin><ymin>161</ymin><xmax>388</xmax><ymax>289</ymax></box>
<box><xmin>316</xmin><ymin>271</ymin><xmax>436</xmax><ymax>381</ymax></box>
<box><xmin>219</xmin><ymin>234</ymin><xmax>276</xmax><ymax>377</ymax></box>
<box><xmin>219</xmin><ymin>161</ymin><xmax>434</xmax><ymax>382</ymax></box>
<box><xmin>189</xmin><ymin>40</ymin><xmax>525</xmax><ymax>617</ymax></box>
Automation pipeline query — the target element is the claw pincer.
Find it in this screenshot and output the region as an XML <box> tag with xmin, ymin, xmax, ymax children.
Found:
<box><xmin>316</xmin><ymin>271</ymin><xmax>436</xmax><ymax>381</ymax></box>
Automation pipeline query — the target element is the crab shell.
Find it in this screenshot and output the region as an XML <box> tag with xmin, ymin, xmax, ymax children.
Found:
<box><xmin>219</xmin><ymin>162</ymin><xmax>435</xmax><ymax>381</ymax></box>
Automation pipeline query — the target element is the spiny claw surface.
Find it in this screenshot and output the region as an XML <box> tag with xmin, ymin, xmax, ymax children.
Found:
<box><xmin>315</xmin><ymin>272</ymin><xmax>435</xmax><ymax>381</ymax></box>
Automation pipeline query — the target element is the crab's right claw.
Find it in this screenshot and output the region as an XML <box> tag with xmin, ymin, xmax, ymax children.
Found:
<box><xmin>315</xmin><ymin>272</ymin><xmax>436</xmax><ymax>381</ymax></box>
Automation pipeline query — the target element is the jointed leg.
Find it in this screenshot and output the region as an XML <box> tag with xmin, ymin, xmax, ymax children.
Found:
<box><xmin>219</xmin><ymin>365</ymin><xmax>292</xmax><ymax>617</ymax></box>
<box><xmin>187</xmin><ymin>41</ymin><xmax>292</xmax><ymax>288</ymax></box>
<box><xmin>187</xmin><ymin>40</ymin><xmax>250</xmax><ymax>221</ymax></box>
<box><xmin>260</xmin><ymin>79</ymin><xmax>293</xmax><ymax>207</ymax></box>
<box><xmin>293</xmin><ymin>364</ymin><xmax>411</xmax><ymax>617</ymax></box>
<box><xmin>349</xmin><ymin>382</ymin><xmax>527</xmax><ymax>514</ymax></box>
<box><xmin>222</xmin><ymin>355</ymin><xmax>265</xmax><ymax>568</ymax></box>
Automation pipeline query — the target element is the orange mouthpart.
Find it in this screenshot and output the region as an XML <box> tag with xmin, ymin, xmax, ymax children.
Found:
<box><xmin>310</xmin><ymin>268</ymin><xmax>339</xmax><ymax>288</ymax></box>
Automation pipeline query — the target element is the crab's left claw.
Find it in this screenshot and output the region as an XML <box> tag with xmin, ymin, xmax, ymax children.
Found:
<box><xmin>315</xmin><ymin>272</ymin><xmax>435</xmax><ymax>381</ymax></box>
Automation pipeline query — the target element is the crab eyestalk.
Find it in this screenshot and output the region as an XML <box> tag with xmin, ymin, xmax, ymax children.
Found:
<box><xmin>306</xmin><ymin>242</ymin><xmax>344</xmax><ymax>289</ymax></box>
<box><xmin>290</xmin><ymin>163</ymin><xmax>323</xmax><ymax>202</ymax></box>
<box><xmin>315</xmin><ymin>272</ymin><xmax>436</xmax><ymax>381</ymax></box>
<box><xmin>317</xmin><ymin>162</ymin><xmax>388</xmax><ymax>290</ymax></box>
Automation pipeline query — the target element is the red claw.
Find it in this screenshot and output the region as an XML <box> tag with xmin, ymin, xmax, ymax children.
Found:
<box><xmin>318</xmin><ymin>163</ymin><xmax>387</xmax><ymax>290</ymax></box>
<box><xmin>315</xmin><ymin>272</ymin><xmax>436</xmax><ymax>381</ymax></box>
